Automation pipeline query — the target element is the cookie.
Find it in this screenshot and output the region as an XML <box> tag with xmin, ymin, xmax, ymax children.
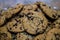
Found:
<box><xmin>0</xmin><ymin>4</ymin><xmax>23</xmax><ymax>26</ymax></box>
<box><xmin>53</xmin><ymin>18</ymin><xmax>60</xmax><ymax>28</ymax></box>
<box><xmin>2</xmin><ymin>4</ymin><xmax>23</xmax><ymax>18</ymax></box>
<box><xmin>6</xmin><ymin>16</ymin><xmax>24</xmax><ymax>33</ymax></box>
<box><xmin>35</xmin><ymin>2</ymin><xmax>58</xmax><ymax>19</ymax></box>
<box><xmin>22</xmin><ymin>11</ymin><xmax>48</xmax><ymax>34</ymax></box>
<box><xmin>16</xmin><ymin>32</ymin><xmax>33</xmax><ymax>40</ymax></box>
<box><xmin>0</xmin><ymin>26</ymin><xmax>12</xmax><ymax>40</ymax></box>
<box><xmin>33</xmin><ymin>34</ymin><xmax>46</xmax><ymax>40</ymax></box>
<box><xmin>46</xmin><ymin>28</ymin><xmax>60</xmax><ymax>40</ymax></box>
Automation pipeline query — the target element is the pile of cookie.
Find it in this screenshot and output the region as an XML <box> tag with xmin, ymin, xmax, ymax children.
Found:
<box><xmin>0</xmin><ymin>2</ymin><xmax>60</xmax><ymax>40</ymax></box>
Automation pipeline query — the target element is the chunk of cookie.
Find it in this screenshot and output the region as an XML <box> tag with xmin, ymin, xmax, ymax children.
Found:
<box><xmin>53</xmin><ymin>18</ymin><xmax>60</xmax><ymax>28</ymax></box>
<box><xmin>33</xmin><ymin>34</ymin><xmax>46</xmax><ymax>40</ymax></box>
<box><xmin>16</xmin><ymin>32</ymin><xmax>33</xmax><ymax>40</ymax></box>
<box><xmin>57</xmin><ymin>10</ymin><xmax>60</xmax><ymax>17</ymax></box>
<box><xmin>35</xmin><ymin>2</ymin><xmax>58</xmax><ymax>19</ymax></box>
<box><xmin>45</xmin><ymin>22</ymin><xmax>53</xmax><ymax>33</ymax></box>
<box><xmin>22</xmin><ymin>11</ymin><xmax>48</xmax><ymax>34</ymax></box>
<box><xmin>6</xmin><ymin>16</ymin><xmax>24</xmax><ymax>33</ymax></box>
<box><xmin>23</xmin><ymin>4</ymin><xmax>38</xmax><ymax>11</ymax></box>
<box><xmin>46</xmin><ymin>28</ymin><xmax>60</xmax><ymax>40</ymax></box>
<box><xmin>0</xmin><ymin>4</ymin><xmax>23</xmax><ymax>26</ymax></box>
<box><xmin>0</xmin><ymin>26</ymin><xmax>12</xmax><ymax>40</ymax></box>
<box><xmin>0</xmin><ymin>16</ymin><xmax>5</xmax><ymax>26</ymax></box>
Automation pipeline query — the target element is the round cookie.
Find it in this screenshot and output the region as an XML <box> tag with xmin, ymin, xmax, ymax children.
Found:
<box><xmin>0</xmin><ymin>26</ymin><xmax>12</xmax><ymax>40</ymax></box>
<box><xmin>6</xmin><ymin>16</ymin><xmax>24</xmax><ymax>33</ymax></box>
<box><xmin>33</xmin><ymin>34</ymin><xmax>46</xmax><ymax>40</ymax></box>
<box><xmin>46</xmin><ymin>28</ymin><xmax>60</xmax><ymax>40</ymax></box>
<box><xmin>35</xmin><ymin>2</ymin><xmax>58</xmax><ymax>19</ymax></box>
<box><xmin>53</xmin><ymin>18</ymin><xmax>60</xmax><ymax>28</ymax></box>
<box><xmin>16</xmin><ymin>32</ymin><xmax>33</xmax><ymax>40</ymax></box>
<box><xmin>0</xmin><ymin>4</ymin><xmax>23</xmax><ymax>26</ymax></box>
<box><xmin>23</xmin><ymin>11</ymin><xmax>48</xmax><ymax>34</ymax></box>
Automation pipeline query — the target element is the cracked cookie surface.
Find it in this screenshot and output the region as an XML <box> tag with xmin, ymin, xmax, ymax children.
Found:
<box><xmin>22</xmin><ymin>11</ymin><xmax>48</xmax><ymax>34</ymax></box>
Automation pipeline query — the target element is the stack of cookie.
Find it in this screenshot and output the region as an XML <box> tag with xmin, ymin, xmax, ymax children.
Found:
<box><xmin>0</xmin><ymin>2</ymin><xmax>60</xmax><ymax>40</ymax></box>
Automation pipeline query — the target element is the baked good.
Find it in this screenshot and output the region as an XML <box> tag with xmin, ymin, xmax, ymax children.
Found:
<box><xmin>33</xmin><ymin>34</ymin><xmax>46</xmax><ymax>40</ymax></box>
<box><xmin>0</xmin><ymin>4</ymin><xmax>23</xmax><ymax>26</ymax></box>
<box><xmin>16</xmin><ymin>32</ymin><xmax>33</xmax><ymax>40</ymax></box>
<box><xmin>22</xmin><ymin>11</ymin><xmax>48</xmax><ymax>34</ymax></box>
<box><xmin>53</xmin><ymin>18</ymin><xmax>60</xmax><ymax>28</ymax></box>
<box><xmin>2</xmin><ymin>4</ymin><xmax>23</xmax><ymax>18</ymax></box>
<box><xmin>46</xmin><ymin>28</ymin><xmax>60</xmax><ymax>40</ymax></box>
<box><xmin>35</xmin><ymin>2</ymin><xmax>58</xmax><ymax>19</ymax></box>
<box><xmin>0</xmin><ymin>26</ymin><xmax>12</xmax><ymax>40</ymax></box>
<box><xmin>0</xmin><ymin>15</ymin><xmax>5</xmax><ymax>26</ymax></box>
<box><xmin>6</xmin><ymin>16</ymin><xmax>24</xmax><ymax>33</ymax></box>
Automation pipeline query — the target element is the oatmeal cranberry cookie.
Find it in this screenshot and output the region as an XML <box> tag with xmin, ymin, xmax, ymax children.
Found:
<box><xmin>22</xmin><ymin>11</ymin><xmax>48</xmax><ymax>34</ymax></box>
<box><xmin>33</xmin><ymin>34</ymin><xmax>46</xmax><ymax>40</ymax></box>
<box><xmin>0</xmin><ymin>4</ymin><xmax>23</xmax><ymax>26</ymax></box>
<box><xmin>0</xmin><ymin>26</ymin><xmax>12</xmax><ymax>40</ymax></box>
<box><xmin>35</xmin><ymin>2</ymin><xmax>58</xmax><ymax>19</ymax></box>
<box><xmin>46</xmin><ymin>28</ymin><xmax>60</xmax><ymax>40</ymax></box>
<box><xmin>16</xmin><ymin>32</ymin><xmax>33</xmax><ymax>40</ymax></box>
<box><xmin>6</xmin><ymin>16</ymin><xmax>24</xmax><ymax>33</ymax></box>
